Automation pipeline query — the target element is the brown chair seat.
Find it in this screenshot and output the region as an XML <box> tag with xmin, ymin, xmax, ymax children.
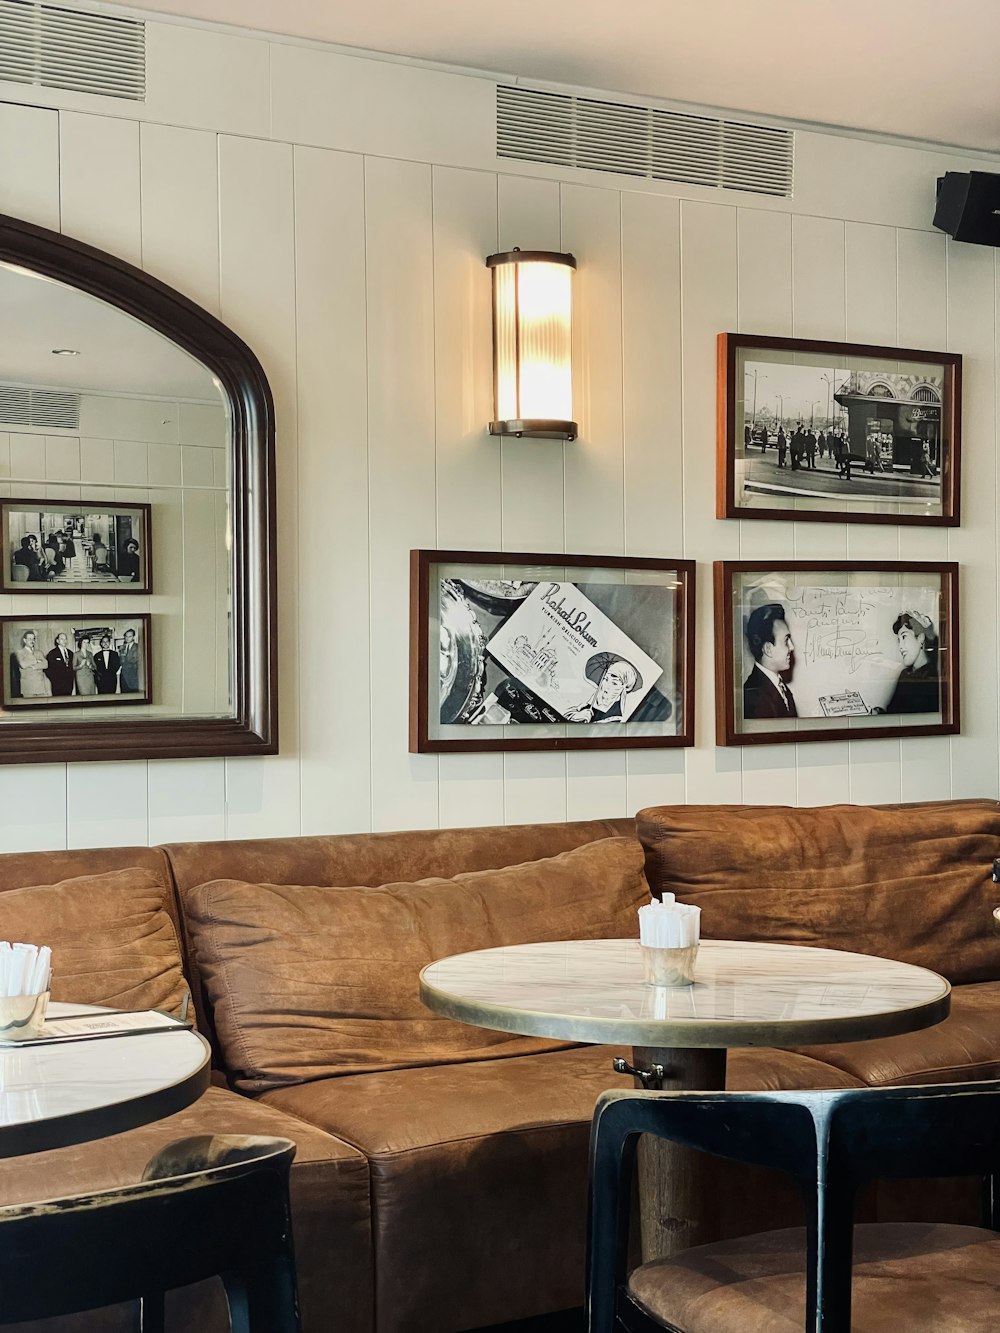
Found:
<box><xmin>628</xmin><ymin>1222</ymin><xmax>1000</xmax><ymax>1333</ymax></box>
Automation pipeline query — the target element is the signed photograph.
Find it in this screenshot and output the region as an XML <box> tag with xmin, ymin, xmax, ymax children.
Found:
<box><xmin>717</xmin><ymin>334</ymin><xmax>961</xmax><ymax>527</ymax></box>
<box><xmin>1</xmin><ymin>499</ymin><xmax>151</xmax><ymax>594</ymax></box>
<box><xmin>410</xmin><ymin>550</ymin><xmax>695</xmax><ymax>753</ymax></box>
<box><xmin>714</xmin><ymin>561</ymin><xmax>959</xmax><ymax>746</ymax></box>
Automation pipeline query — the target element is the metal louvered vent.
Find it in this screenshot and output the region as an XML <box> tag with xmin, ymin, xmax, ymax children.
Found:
<box><xmin>0</xmin><ymin>0</ymin><xmax>145</xmax><ymax>100</ymax></box>
<box><xmin>0</xmin><ymin>385</ymin><xmax>80</xmax><ymax>429</ymax></box>
<box><xmin>497</xmin><ymin>86</ymin><xmax>794</xmax><ymax>198</ymax></box>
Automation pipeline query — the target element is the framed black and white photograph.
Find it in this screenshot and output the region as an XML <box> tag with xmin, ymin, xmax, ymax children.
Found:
<box><xmin>714</xmin><ymin>561</ymin><xmax>959</xmax><ymax>746</ymax></box>
<box><xmin>410</xmin><ymin>550</ymin><xmax>696</xmax><ymax>752</ymax></box>
<box><xmin>1</xmin><ymin>499</ymin><xmax>151</xmax><ymax>593</ymax></box>
<box><xmin>1</xmin><ymin>614</ymin><xmax>151</xmax><ymax>709</ymax></box>
<box><xmin>717</xmin><ymin>334</ymin><xmax>961</xmax><ymax>526</ymax></box>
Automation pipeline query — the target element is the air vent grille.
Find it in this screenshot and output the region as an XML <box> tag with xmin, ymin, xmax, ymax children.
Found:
<box><xmin>0</xmin><ymin>385</ymin><xmax>80</xmax><ymax>429</ymax></box>
<box><xmin>497</xmin><ymin>86</ymin><xmax>794</xmax><ymax>198</ymax></box>
<box><xmin>0</xmin><ymin>0</ymin><xmax>145</xmax><ymax>100</ymax></box>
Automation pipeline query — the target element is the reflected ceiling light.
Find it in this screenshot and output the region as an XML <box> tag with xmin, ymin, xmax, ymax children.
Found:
<box><xmin>51</xmin><ymin>347</ymin><xmax>80</xmax><ymax>355</ymax></box>
<box><xmin>487</xmin><ymin>248</ymin><xmax>576</xmax><ymax>441</ymax></box>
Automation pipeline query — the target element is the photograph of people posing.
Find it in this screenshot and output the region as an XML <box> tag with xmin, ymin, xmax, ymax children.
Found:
<box><xmin>1</xmin><ymin>616</ymin><xmax>150</xmax><ymax>708</ymax></box>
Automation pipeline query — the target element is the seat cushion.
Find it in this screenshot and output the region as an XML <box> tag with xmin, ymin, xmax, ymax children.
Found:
<box><xmin>637</xmin><ymin>800</ymin><xmax>1000</xmax><ymax>983</ymax></box>
<box><xmin>0</xmin><ymin>867</ymin><xmax>188</xmax><ymax>1015</ymax></box>
<box><xmin>184</xmin><ymin>836</ymin><xmax>650</xmax><ymax>1092</ymax></box>
<box><xmin>627</xmin><ymin>1222</ymin><xmax>1000</xmax><ymax>1333</ymax></box>
<box><xmin>791</xmin><ymin>980</ymin><xmax>1000</xmax><ymax>1086</ymax></box>
<box><xmin>260</xmin><ymin>1043</ymin><xmax>857</xmax><ymax>1333</ymax></box>
<box><xmin>0</xmin><ymin>1085</ymin><xmax>372</xmax><ymax>1333</ymax></box>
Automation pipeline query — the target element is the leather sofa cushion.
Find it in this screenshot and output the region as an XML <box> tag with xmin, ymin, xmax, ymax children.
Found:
<box><xmin>791</xmin><ymin>979</ymin><xmax>1000</xmax><ymax>1086</ymax></box>
<box><xmin>0</xmin><ymin>867</ymin><xmax>188</xmax><ymax>1015</ymax></box>
<box><xmin>637</xmin><ymin>800</ymin><xmax>1000</xmax><ymax>983</ymax></box>
<box><xmin>0</xmin><ymin>1084</ymin><xmax>372</xmax><ymax>1333</ymax></box>
<box><xmin>260</xmin><ymin>1043</ymin><xmax>856</xmax><ymax>1333</ymax></box>
<box><xmin>185</xmin><ymin>836</ymin><xmax>650</xmax><ymax>1092</ymax></box>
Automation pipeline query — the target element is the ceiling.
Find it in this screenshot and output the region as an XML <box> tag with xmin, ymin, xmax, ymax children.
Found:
<box><xmin>120</xmin><ymin>0</ymin><xmax>1000</xmax><ymax>153</ymax></box>
<box><xmin>0</xmin><ymin>264</ymin><xmax>222</xmax><ymax>399</ymax></box>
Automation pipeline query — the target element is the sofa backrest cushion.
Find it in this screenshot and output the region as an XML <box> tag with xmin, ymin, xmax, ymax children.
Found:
<box><xmin>184</xmin><ymin>836</ymin><xmax>649</xmax><ymax>1093</ymax></box>
<box><xmin>0</xmin><ymin>867</ymin><xmax>189</xmax><ymax>1014</ymax></box>
<box><xmin>637</xmin><ymin>800</ymin><xmax>1000</xmax><ymax>984</ymax></box>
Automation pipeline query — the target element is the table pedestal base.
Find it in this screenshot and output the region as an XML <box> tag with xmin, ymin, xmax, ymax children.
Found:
<box><xmin>629</xmin><ymin>1045</ymin><xmax>727</xmax><ymax>1262</ymax></box>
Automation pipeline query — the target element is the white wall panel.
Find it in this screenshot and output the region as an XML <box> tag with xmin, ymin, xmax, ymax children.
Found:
<box><xmin>67</xmin><ymin>761</ymin><xmax>148</xmax><ymax>848</ymax></box>
<box><xmin>139</xmin><ymin>123</ymin><xmax>220</xmax><ymax>313</ymax></box>
<box><xmin>147</xmin><ymin>759</ymin><xmax>227</xmax><ymax>843</ymax></box>
<box><xmin>0</xmin><ymin>103</ymin><xmax>59</xmax><ymax>226</ymax></box>
<box><xmin>59</xmin><ymin>114</ymin><xmax>141</xmax><ymax>264</ymax></box>
<box><xmin>144</xmin><ymin>22</ymin><xmax>270</xmax><ymax>138</ymax></box>
<box><xmin>365</xmin><ymin>156</ymin><xmax>439</xmax><ymax>832</ymax></box>
<box><xmin>270</xmin><ymin>44</ymin><xmax>493</xmax><ymax>167</ymax></box>
<box><xmin>0</xmin><ymin>766</ymin><xmax>66</xmax><ymax>851</ymax></box>
<box><xmin>293</xmin><ymin>146</ymin><xmax>372</xmax><ymax>835</ymax></box>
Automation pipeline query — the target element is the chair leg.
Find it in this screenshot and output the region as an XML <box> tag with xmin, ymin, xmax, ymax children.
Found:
<box><xmin>138</xmin><ymin>1293</ymin><xmax>165</xmax><ymax>1333</ymax></box>
<box><xmin>223</xmin><ymin>1262</ymin><xmax>300</xmax><ymax>1333</ymax></box>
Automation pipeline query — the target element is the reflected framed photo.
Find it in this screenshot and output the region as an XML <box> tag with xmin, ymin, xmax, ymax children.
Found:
<box><xmin>410</xmin><ymin>549</ymin><xmax>696</xmax><ymax>752</ymax></box>
<box><xmin>714</xmin><ymin>561</ymin><xmax>959</xmax><ymax>746</ymax></box>
<box><xmin>1</xmin><ymin>613</ymin><xmax>151</xmax><ymax>709</ymax></box>
<box><xmin>1</xmin><ymin>499</ymin><xmax>151</xmax><ymax>593</ymax></box>
<box><xmin>717</xmin><ymin>333</ymin><xmax>961</xmax><ymax>526</ymax></box>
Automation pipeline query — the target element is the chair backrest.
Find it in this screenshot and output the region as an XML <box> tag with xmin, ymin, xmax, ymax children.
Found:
<box><xmin>0</xmin><ymin>1134</ymin><xmax>300</xmax><ymax>1329</ymax></box>
<box><xmin>588</xmin><ymin>1082</ymin><xmax>1000</xmax><ymax>1333</ymax></box>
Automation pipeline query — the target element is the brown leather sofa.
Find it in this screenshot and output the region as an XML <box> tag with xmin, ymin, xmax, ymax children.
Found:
<box><xmin>2</xmin><ymin>799</ymin><xmax>999</xmax><ymax>1333</ymax></box>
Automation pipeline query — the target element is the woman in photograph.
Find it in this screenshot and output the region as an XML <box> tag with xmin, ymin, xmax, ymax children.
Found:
<box><xmin>73</xmin><ymin>634</ymin><xmax>97</xmax><ymax>696</ymax></box>
<box><xmin>885</xmin><ymin>611</ymin><xmax>939</xmax><ymax>714</ymax></box>
<box><xmin>16</xmin><ymin>630</ymin><xmax>52</xmax><ymax>698</ymax></box>
<box><xmin>119</xmin><ymin>538</ymin><xmax>141</xmax><ymax>583</ymax></box>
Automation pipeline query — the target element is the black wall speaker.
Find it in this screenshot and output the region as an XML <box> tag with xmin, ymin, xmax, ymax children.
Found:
<box><xmin>934</xmin><ymin>171</ymin><xmax>1000</xmax><ymax>246</ymax></box>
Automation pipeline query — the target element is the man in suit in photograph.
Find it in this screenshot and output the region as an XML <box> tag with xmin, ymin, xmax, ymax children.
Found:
<box><xmin>119</xmin><ymin>627</ymin><xmax>140</xmax><ymax>693</ymax></box>
<box><xmin>45</xmin><ymin>632</ymin><xmax>74</xmax><ymax>696</ymax></box>
<box><xmin>743</xmin><ymin>602</ymin><xmax>798</xmax><ymax>720</ymax></box>
<box><xmin>94</xmin><ymin>634</ymin><xmax>121</xmax><ymax>694</ymax></box>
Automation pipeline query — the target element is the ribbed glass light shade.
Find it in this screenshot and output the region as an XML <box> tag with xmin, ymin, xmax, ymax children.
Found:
<box><xmin>487</xmin><ymin>250</ymin><xmax>576</xmax><ymax>440</ymax></box>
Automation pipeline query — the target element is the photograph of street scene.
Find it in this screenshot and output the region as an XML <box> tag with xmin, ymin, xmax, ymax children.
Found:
<box><xmin>733</xmin><ymin>354</ymin><xmax>951</xmax><ymax>522</ymax></box>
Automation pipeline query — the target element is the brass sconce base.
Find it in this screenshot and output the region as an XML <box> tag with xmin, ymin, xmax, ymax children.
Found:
<box><xmin>489</xmin><ymin>418</ymin><xmax>577</xmax><ymax>441</ymax></box>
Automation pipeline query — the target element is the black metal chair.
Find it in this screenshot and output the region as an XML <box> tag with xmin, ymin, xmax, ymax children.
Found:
<box><xmin>587</xmin><ymin>1081</ymin><xmax>1000</xmax><ymax>1333</ymax></box>
<box><xmin>0</xmin><ymin>1134</ymin><xmax>301</xmax><ymax>1331</ymax></box>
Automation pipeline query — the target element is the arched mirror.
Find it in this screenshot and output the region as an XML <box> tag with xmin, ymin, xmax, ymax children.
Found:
<box><xmin>0</xmin><ymin>213</ymin><xmax>276</xmax><ymax>763</ymax></box>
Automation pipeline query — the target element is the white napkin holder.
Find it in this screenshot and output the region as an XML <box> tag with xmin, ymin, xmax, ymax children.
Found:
<box><xmin>638</xmin><ymin>896</ymin><xmax>700</xmax><ymax>987</ymax></box>
<box><xmin>0</xmin><ymin>942</ymin><xmax>52</xmax><ymax>1041</ymax></box>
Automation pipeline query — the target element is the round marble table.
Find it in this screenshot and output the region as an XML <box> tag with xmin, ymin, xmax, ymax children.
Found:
<box><xmin>420</xmin><ymin>938</ymin><xmax>951</xmax><ymax>1258</ymax></box>
<box><xmin>0</xmin><ymin>1005</ymin><xmax>212</xmax><ymax>1158</ymax></box>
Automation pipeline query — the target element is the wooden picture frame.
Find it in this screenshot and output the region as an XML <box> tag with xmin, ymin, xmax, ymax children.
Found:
<box><xmin>1</xmin><ymin>499</ymin><xmax>152</xmax><ymax>594</ymax></box>
<box><xmin>714</xmin><ymin>560</ymin><xmax>959</xmax><ymax>746</ymax></box>
<box><xmin>717</xmin><ymin>333</ymin><xmax>961</xmax><ymax>526</ymax></box>
<box><xmin>2</xmin><ymin>613</ymin><xmax>152</xmax><ymax>709</ymax></box>
<box><xmin>0</xmin><ymin>211</ymin><xmax>276</xmax><ymax>763</ymax></box>
<box><xmin>410</xmin><ymin>549</ymin><xmax>696</xmax><ymax>753</ymax></box>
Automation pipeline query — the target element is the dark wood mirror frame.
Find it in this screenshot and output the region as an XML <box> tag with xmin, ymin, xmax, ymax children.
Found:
<box><xmin>0</xmin><ymin>212</ymin><xmax>277</xmax><ymax>763</ymax></box>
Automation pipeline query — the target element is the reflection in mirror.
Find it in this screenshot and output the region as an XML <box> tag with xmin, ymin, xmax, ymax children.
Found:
<box><xmin>0</xmin><ymin>212</ymin><xmax>276</xmax><ymax>763</ymax></box>
<box><xmin>0</xmin><ymin>261</ymin><xmax>233</xmax><ymax>725</ymax></box>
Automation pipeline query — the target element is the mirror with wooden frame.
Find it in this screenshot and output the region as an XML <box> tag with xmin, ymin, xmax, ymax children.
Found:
<box><xmin>0</xmin><ymin>212</ymin><xmax>277</xmax><ymax>763</ymax></box>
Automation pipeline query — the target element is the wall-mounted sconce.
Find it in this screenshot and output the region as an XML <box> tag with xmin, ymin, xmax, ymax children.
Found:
<box><xmin>487</xmin><ymin>248</ymin><xmax>576</xmax><ymax>441</ymax></box>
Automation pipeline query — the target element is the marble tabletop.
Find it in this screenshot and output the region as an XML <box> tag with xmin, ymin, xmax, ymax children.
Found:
<box><xmin>0</xmin><ymin>1003</ymin><xmax>211</xmax><ymax>1158</ymax></box>
<box><xmin>420</xmin><ymin>938</ymin><xmax>951</xmax><ymax>1049</ymax></box>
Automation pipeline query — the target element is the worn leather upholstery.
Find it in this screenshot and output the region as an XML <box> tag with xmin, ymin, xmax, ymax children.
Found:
<box><xmin>184</xmin><ymin>837</ymin><xmax>649</xmax><ymax>1092</ymax></box>
<box><xmin>637</xmin><ymin>799</ymin><xmax>1000</xmax><ymax>980</ymax></box>
<box><xmin>261</xmin><ymin>1045</ymin><xmax>861</xmax><ymax>1333</ymax></box>
<box><xmin>164</xmin><ymin>818</ymin><xmax>633</xmax><ymax>1044</ymax></box>
<box><xmin>627</xmin><ymin>1223</ymin><xmax>1000</xmax><ymax>1333</ymax></box>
